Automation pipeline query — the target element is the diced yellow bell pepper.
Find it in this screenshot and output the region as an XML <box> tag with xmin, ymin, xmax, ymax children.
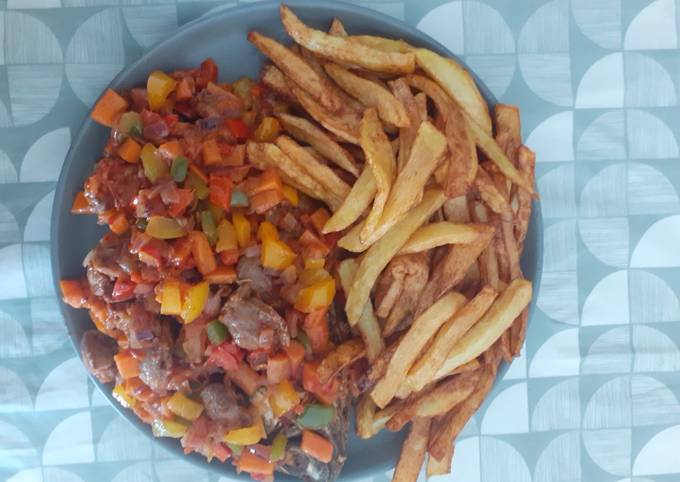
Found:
<box><xmin>298</xmin><ymin>268</ymin><xmax>332</xmax><ymax>287</ymax></box>
<box><xmin>181</xmin><ymin>281</ymin><xmax>209</xmax><ymax>323</ymax></box>
<box><xmin>232</xmin><ymin>213</ymin><xmax>251</xmax><ymax>249</ymax></box>
<box><xmin>146</xmin><ymin>216</ymin><xmax>186</xmax><ymax>239</ymax></box>
<box><xmin>141</xmin><ymin>143</ymin><xmax>168</xmax><ymax>183</ymax></box>
<box><xmin>147</xmin><ymin>70</ymin><xmax>177</xmax><ymax>111</ymax></box>
<box><xmin>261</xmin><ymin>237</ymin><xmax>296</xmax><ymax>271</ymax></box>
<box><xmin>304</xmin><ymin>258</ymin><xmax>325</xmax><ymax>270</ymax></box>
<box><xmin>295</xmin><ymin>278</ymin><xmax>336</xmax><ymax>313</ymax></box>
<box><xmin>113</xmin><ymin>383</ymin><xmax>136</xmax><ymax>408</ymax></box>
<box><xmin>257</xmin><ymin>220</ymin><xmax>278</xmax><ymax>242</ymax></box>
<box><xmin>224</xmin><ymin>415</ymin><xmax>265</xmax><ymax>445</ymax></box>
<box><xmin>160</xmin><ymin>279</ymin><xmax>182</xmax><ymax>315</ymax></box>
<box><xmin>216</xmin><ymin>219</ymin><xmax>238</xmax><ymax>253</ymax></box>
<box><xmin>152</xmin><ymin>418</ymin><xmax>189</xmax><ymax>438</ymax></box>
<box><xmin>166</xmin><ymin>392</ymin><xmax>204</xmax><ymax>421</ymax></box>
<box><xmin>269</xmin><ymin>379</ymin><xmax>301</xmax><ymax>417</ymax></box>
<box><xmin>282</xmin><ymin>185</ymin><xmax>299</xmax><ymax>207</ymax></box>
<box><xmin>253</xmin><ymin>116</ymin><xmax>281</xmax><ymax>143</ymax></box>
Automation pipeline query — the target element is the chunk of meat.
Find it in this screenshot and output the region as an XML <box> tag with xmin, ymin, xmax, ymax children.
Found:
<box><xmin>80</xmin><ymin>330</ymin><xmax>117</xmax><ymax>383</ymax></box>
<box><xmin>374</xmin><ymin>252</ymin><xmax>430</xmax><ymax>336</ymax></box>
<box><xmin>200</xmin><ymin>383</ymin><xmax>251</xmax><ymax>429</ymax></box>
<box><xmin>195</xmin><ymin>83</ymin><xmax>243</xmax><ymax>119</ymax></box>
<box><xmin>139</xmin><ymin>344</ymin><xmax>173</xmax><ymax>394</ymax></box>
<box><xmin>84</xmin><ymin>157</ymin><xmax>142</xmax><ymax>213</ymax></box>
<box><xmin>219</xmin><ymin>286</ymin><xmax>290</xmax><ymax>351</ymax></box>
<box><xmin>236</xmin><ymin>257</ymin><xmax>272</xmax><ymax>298</ymax></box>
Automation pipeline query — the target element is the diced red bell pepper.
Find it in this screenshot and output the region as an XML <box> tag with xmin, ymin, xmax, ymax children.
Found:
<box><xmin>207</xmin><ymin>342</ymin><xmax>243</xmax><ymax>371</ymax></box>
<box><xmin>167</xmin><ymin>188</ymin><xmax>194</xmax><ymax>218</ymax></box>
<box><xmin>302</xmin><ymin>361</ymin><xmax>339</xmax><ymax>405</ymax></box>
<box><xmin>198</xmin><ymin>58</ymin><xmax>218</xmax><ymax>88</ymax></box>
<box><xmin>111</xmin><ymin>278</ymin><xmax>136</xmax><ymax>302</ymax></box>
<box><xmin>219</xmin><ymin>248</ymin><xmax>240</xmax><ymax>266</ymax></box>
<box><xmin>209</xmin><ymin>175</ymin><xmax>232</xmax><ymax>211</ymax></box>
<box><xmin>225</xmin><ymin>118</ymin><xmax>250</xmax><ymax>141</ymax></box>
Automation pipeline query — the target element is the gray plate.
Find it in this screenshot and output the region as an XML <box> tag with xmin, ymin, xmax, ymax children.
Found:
<box><xmin>51</xmin><ymin>1</ymin><xmax>543</xmax><ymax>480</ymax></box>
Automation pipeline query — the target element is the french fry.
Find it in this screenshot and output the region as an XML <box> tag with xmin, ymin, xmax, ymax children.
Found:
<box><xmin>443</xmin><ymin>196</ymin><xmax>471</xmax><ymax>223</ymax></box>
<box><xmin>398</xmin><ymin>221</ymin><xmax>482</xmax><ymax>255</ymax></box>
<box><xmin>428</xmin><ymin>363</ymin><xmax>496</xmax><ymax>461</ymax></box>
<box><xmin>403</xmin><ymin>286</ymin><xmax>498</xmax><ymax>394</ymax></box>
<box><xmin>349</xmin><ymin>35</ymin><xmax>413</xmax><ymax>53</ymax></box>
<box><xmin>413</xmin><ymin>48</ymin><xmax>492</xmax><ymax>134</ymax></box>
<box><xmin>290</xmin><ymin>83</ymin><xmax>361</xmax><ymax>144</ymax></box>
<box><xmin>337</xmin><ymin>258</ymin><xmax>385</xmax><ymax>362</ymax></box>
<box><xmin>359</xmin><ymin>108</ymin><xmax>397</xmax><ymax>242</ymax></box>
<box><xmin>414</xmin><ymin>92</ymin><xmax>427</xmax><ymax>123</ymax></box>
<box><xmin>276</xmin><ymin>113</ymin><xmax>359</xmax><ymax>176</ymax></box>
<box><xmin>451</xmin><ymin>358</ymin><xmax>481</xmax><ymax>375</ymax></box>
<box><xmin>356</xmin><ymin>393</ymin><xmax>379</xmax><ymax>439</ymax></box>
<box><xmin>388</xmin><ymin>78</ymin><xmax>420</xmax><ymax>171</ymax></box>
<box><xmin>344</xmin><ymin>189</ymin><xmax>447</xmax><ymax>324</ymax></box>
<box><xmin>510</xmin><ymin>307</ymin><xmax>529</xmax><ymax>357</ymax></box>
<box><xmin>388</xmin><ymin>371</ymin><xmax>480</xmax><ymax>432</ymax></box>
<box><xmin>515</xmin><ymin>145</ymin><xmax>535</xmax><ymax>249</ymax></box>
<box><xmin>323</xmin><ymin>167</ymin><xmax>376</xmax><ymax>233</ymax></box>
<box><xmin>433</xmin><ymin>279</ymin><xmax>532</xmax><ymax>380</ymax></box>
<box><xmin>246</xmin><ymin>141</ymin><xmax>343</xmax><ymax>210</ymax></box>
<box><xmin>372</xmin><ymin>401</ymin><xmax>401</xmax><ymax>435</ymax></box>
<box><xmin>260</xmin><ymin>64</ymin><xmax>296</xmax><ymax>100</ymax></box>
<box><xmin>317</xmin><ymin>338</ymin><xmax>365</xmax><ymax>384</ymax></box>
<box><xmin>338</xmin><ymin>121</ymin><xmax>447</xmax><ymax>251</ymax></box>
<box><xmin>404</xmin><ymin>74</ymin><xmax>454</xmax><ymax>120</ymax></box>
<box><xmin>393</xmin><ymin>418</ymin><xmax>431</xmax><ymax>482</ymax></box>
<box><xmin>494</xmin><ymin>104</ymin><xmax>521</xmax><ymax>166</ymax></box>
<box><xmin>475</xmin><ymin>165</ymin><xmax>512</xmax><ymax>216</ymax></box>
<box><xmin>443</xmin><ymin>106</ymin><xmax>478</xmax><ymax>198</ymax></box>
<box><xmin>427</xmin><ymin>444</ymin><xmax>454</xmax><ymax>477</ymax></box>
<box><xmin>366</xmin><ymin>338</ymin><xmax>401</xmax><ymax>388</ymax></box>
<box><xmin>275</xmin><ymin>135</ymin><xmax>351</xmax><ymax>201</ymax></box>
<box><xmin>324</xmin><ymin>63</ymin><xmax>410</xmax><ymax>127</ymax></box>
<box><xmin>472</xmin><ymin>202</ymin><xmax>501</xmax><ymax>289</ymax></box>
<box><xmin>415</xmin><ymin>225</ymin><xmax>495</xmax><ymax>315</ymax></box>
<box><xmin>328</xmin><ymin>17</ymin><xmax>348</xmax><ymax>36</ymax></box>
<box><xmin>248</xmin><ymin>32</ymin><xmax>341</xmax><ymax>111</ymax></box>
<box><xmin>371</xmin><ymin>291</ymin><xmax>467</xmax><ymax>408</ymax></box>
<box><xmin>280</xmin><ymin>5</ymin><xmax>416</xmax><ymax>74</ymax></box>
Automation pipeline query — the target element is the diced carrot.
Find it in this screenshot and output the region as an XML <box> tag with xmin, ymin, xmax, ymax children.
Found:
<box><xmin>91</xmin><ymin>89</ymin><xmax>129</xmax><ymax>127</ymax></box>
<box><xmin>189</xmin><ymin>231</ymin><xmax>217</xmax><ymax>275</ymax></box>
<box><xmin>300</xmin><ymin>430</ymin><xmax>333</xmax><ymax>463</ymax></box>
<box><xmin>267</xmin><ymin>352</ymin><xmax>291</xmax><ymax>384</ymax></box>
<box><xmin>212</xmin><ymin>442</ymin><xmax>230</xmax><ymax>463</ymax></box>
<box><xmin>60</xmin><ymin>279</ymin><xmax>87</xmax><ymax>308</ymax></box>
<box><xmin>204</xmin><ymin>266</ymin><xmax>237</xmax><ymax>284</ymax></box>
<box><xmin>71</xmin><ymin>192</ymin><xmax>91</xmax><ymax>214</ymax></box>
<box><xmin>170</xmin><ymin>237</ymin><xmax>193</xmax><ymax>268</ymax></box>
<box><xmin>250</xmin><ymin>189</ymin><xmax>283</xmax><ymax>214</ymax></box>
<box><xmin>188</xmin><ymin>163</ymin><xmax>209</xmax><ymax>184</ymax></box>
<box><xmin>303</xmin><ymin>308</ymin><xmax>329</xmax><ymax>354</ymax></box>
<box><xmin>284</xmin><ymin>340</ymin><xmax>305</xmax><ymax>373</ymax></box>
<box><xmin>209</xmin><ymin>175</ymin><xmax>232</xmax><ymax>211</ymax></box>
<box><xmin>250</xmin><ymin>169</ymin><xmax>283</xmax><ymax>196</ymax></box>
<box><xmin>302</xmin><ymin>362</ymin><xmax>338</xmax><ymax>405</ymax></box>
<box><xmin>237</xmin><ymin>451</ymin><xmax>274</xmax><ymax>476</ymax></box>
<box><xmin>219</xmin><ymin>248</ymin><xmax>240</xmax><ymax>266</ymax></box>
<box><xmin>109</xmin><ymin>212</ymin><xmax>129</xmax><ymax>235</ymax></box>
<box><xmin>118</xmin><ymin>138</ymin><xmax>142</xmax><ymax>163</ymax></box>
<box><xmin>158</xmin><ymin>140</ymin><xmax>184</xmax><ymax>160</ymax></box>
<box><xmin>114</xmin><ymin>350</ymin><xmax>141</xmax><ymax>379</ymax></box>
<box><xmin>227</xmin><ymin>362</ymin><xmax>265</xmax><ymax>396</ymax></box>
<box><xmin>203</xmin><ymin>138</ymin><xmax>222</xmax><ymax>165</ymax></box>
<box><xmin>309</xmin><ymin>208</ymin><xmax>330</xmax><ymax>234</ymax></box>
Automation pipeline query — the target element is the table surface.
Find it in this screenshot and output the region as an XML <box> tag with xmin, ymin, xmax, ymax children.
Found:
<box><xmin>2</xmin><ymin>0</ymin><xmax>680</xmax><ymax>481</ymax></box>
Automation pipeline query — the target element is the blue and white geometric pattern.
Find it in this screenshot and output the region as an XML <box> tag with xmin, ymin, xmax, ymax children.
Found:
<box><xmin>2</xmin><ymin>0</ymin><xmax>680</xmax><ymax>481</ymax></box>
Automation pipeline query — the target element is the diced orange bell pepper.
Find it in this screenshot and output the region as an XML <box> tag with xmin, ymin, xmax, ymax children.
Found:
<box><xmin>71</xmin><ymin>192</ymin><xmax>91</xmax><ymax>215</ymax></box>
<box><xmin>114</xmin><ymin>350</ymin><xmax>141</xmax><ymax>379</ymax></box>
<box><xmin>303</xmin><ymin>308</ymin><xmax>330</xmax><ymax>354</ymax></box>
<box><xmin>158</xmin><ymin>140</ymin><xmax>184</xmax><ymax>160</ymax></box>
<box><xmin>310</xmin><ymin>208</ymin><xmax>330</xmax><ymax>234</ymax></box>
<box><xmin>118</xmin><ymin>137</ymin><xmax>142</xmax><ymax>163</ymax></box>
<box><xmin>147</xmin><ymin>70</ymin><xmax>177</xmax><ymax>111</ymax></box>
<box><xmin>237</xmin><ymin>451</ymin><xmax>274</xmax><ymax>476</ymax></box>
<box><xmin>282</xmin><ymin>185</ymin><xmax>299</xmax><ymax>207</ymax></box>
<box><xmin>109</xmin><ymin>212</ymin><xmax>129</xmax><ymax>235</ymax></box>
<box><xmin>269</xmin><ymin>379</ymin><xmax>301</xmax><ymax>417</ymax></box>
<box><xmin>166</xmin><ymin>392</ymin><xmax>204</xmax><ymax>421</ymax></box>
<box><xmin>301</xmin><ymin>430</ymin><xmax>333</xmax><ymax>463</ymax></box>
<box><xmin>285</xmin><ymin>340</ymin><xmax>306</xmax><ymax>374</ymax></box>
<box><xmin>304</xmin><ymin>257</ymin><xmax>325</xmax><ymax>270</ymax></box>
<box><xmin>160</xmin><ymin>278</ymin><xmax>182</xmax><ymax>315</ymax></box>
<box><xmin>204</xmin><ymin>266</ymin><xmax>237</xmax><ymax>284</ymax></box>
<box><xmin>91</xmin><ymin>89</ymin><xmax>128</xmax><ymax>127</ymax></box>
<box><xmin>232</xmin><ymin>213</ymin><xmax>251</xmax><ymax>249</ymax></box>
<box><xmin>257</xmin><ymin>220</ymin><xmax>278</xmax><ymax>242</ymax></box>
<box><xmin>252</xmin><ymin>116</ymin><xmax>281</xmax><ymax>143</ymax></box>
<box><xmin>261</xmin><ymin>237</ymin><xmax>296</xmax><ymax>271</ymax></box>
<box><xmin>112</xmin><ymin>383</ymin><xmax>136</xmax><ymax>408</ymax></box>
<box><xmin>295</xmin><ymin>278</ymin><xmax>335</xmax><ymax>313</ymax></box>
<box><xmin>189</xmin><ymin>231</ymin><xmax>216</xmax><ymax>275</ymax></box>
<box><xmin>302</xmin><ymin>361</ymin><xmax>339</xmax><ymax>405</ymax></box>
<box><xmin>216</xmin><ymin>219</ymin><xmax>238</xmax><ymax>253</ymax></box>
<box><xmin>299</xmin><ymin>229</ymin><xmax>330</xmax><ymax>257</ymax></box>
<box><xmin>181</xmin><ymin>281</ymin><xmax>209</xmax><ymax>324</ymax></box>
<box><xmin>250</xmin><ymin>169</ymin><xmax>283</xmax><ymax>196</ymax></box>
<box><xmin>209</xmin><ymin>175</ymin><xmax>232</xmax><ymax>211</ymax></box>
<box><xmin>267</xmin><ymin>352</ymin><xmax>291</xmax><ymax>385</ymax></box>
<box><xmin>60</xmin><ymin>279</ymin><xmax>87</xmax><ymax>308</ymax></box>
<box><xmin>203</xmin><ymin>138</ymin><xmax>222</xmax><ymax>165</ymax></box>
<box><xmin>250</xmin><ymin>189</ymin><xmax>284</xmax><ymax>214</ymax></box>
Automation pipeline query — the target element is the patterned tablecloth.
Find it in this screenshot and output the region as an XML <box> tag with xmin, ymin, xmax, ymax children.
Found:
<box><xmin>2</xmin><ymin>0</ymin><xmax>680</xmax><ymax>481</ymax></box>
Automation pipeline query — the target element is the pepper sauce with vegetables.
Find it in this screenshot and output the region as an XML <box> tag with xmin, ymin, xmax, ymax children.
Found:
<box><xmin>61</xmin><ymin>58</ymin><xmax>350</xmax><ymax>482</ymax></box>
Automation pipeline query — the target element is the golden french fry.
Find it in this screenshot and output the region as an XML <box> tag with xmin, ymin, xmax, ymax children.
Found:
<box><xmin>515</xmin><ymin>145</ymin><xmax>535</xmax><ymax>249</ymax></box>
<box><xmin>502</xmin><ymin>216</ymin><xmax>521</xmax><ymax>280</ymax></box>
<box><xmin>290</xmin><ymin>83</ymin><xmax>361</xmax><ymax>144</ymax></box>
<box><xmin>451</xmin><ymin>358</ymin><xmax>481</xmax><ymax>375</ymax></box>
<box><xmin>336</xmin><ymin>258</ymin><xmax>385</xmax><ymax>362</ymax></box>
<box><xmin>404</xmin><ymin>74</ymin><xmax>453</xmax><ymax>120</ymax></box>
<box><xmin>510</xmin><ymin>307</ymin><xmax>529</xmax><ymax>357</ymax></box>
<box><xmin>323</xmin><ymin>167</ymin><xmax>376</xmax><ymax>233</ymax></box>
<box><xmin>280</xmin><ymin>5</ymin><xmax>416</xmax><ymax>74</ymax></box>
<box><xmin>344</xmin><ymin>189</ymin><xmax>447</xmax><ymax>324</ymax></box>
<box><xmin>434</xmin><ymin>279</ymin><xmax>532</xmax><ymax>380</ymax></box>
<box><xmin>413</xmin><ymin>48</ymin><xmax>492</xmax><ymax>134</ymax></box>
<box><xmin>443</xmin><ymin>196</ymin><xmax>471</xmax><ymax>223</ymax></box>
<box><xmin>359</xmin><ymin>108</ymin><xmax>397</xmax><ymax>242</ymax></box>
<box><xmin>372</xmin><ymin>401</ymin><xmax>401</xmax><ymax>435</ymax></box>
<box><xmin>415</xmin><ymin>225</ymin><xmax>495</xmax><ymax>315</ymax></box>
<box><xmin>443</xmin><ymin>106</ymin><xmax>478</xmax><ymax>198</ymax></box>
<box><xmin>414</xmin><ymin>92</ymin><xmax>427</xmax><ymax>122</ymax></box>
<box><xmin>393</xmin><ymin>418</ymin><xmax>431</xmax><ymax>482</ymax></box>
<box><xmin>338</xmin><ymin>121</ymin><xmax>447</xmax><ymax>251</ymax></box>
<box><xmin>404</xmin><ymin>286</ymin><xmax>498</xmax><ymax>394</ymax></box>
<box><xmin>329</xmin><ymin>17</ymin><xmax>348</xmax><ymax>36</ymax></box>
<box><xmin>324</xmin><ymin>63</ymin><xmax>410</xmax><ymax>127</ymax></box>
<box><xmin>317</xmin><ymin>338</ymin><xmax>365</xmax><ymax>384</ymax></box>
<box><xmin>366</xmin><ymin>337</ymin><xmax>401</xmax><ymax>389</ymax></box>
<box><xmin>356</xmin><ymin>393</ymin><xmax>379</xmax><ymax>439</ymax></box>
<box><xmin>388</xmin><ymin>78</ymin><xmax>420</xmax><ymax>171</ymax></box>
<box><xmin>427</xmin><ymin>444</ymin><xmax>454</xmax><ymax>477</ymax></box>
<box><xmin>387</xmin><ymin>370</ymin><xmax>480</xmax><ymax>431</ymax></box>
<box><xmin>349</xmin><ymin>35</ymin><xmax>413</xmax><ymax>53</ymax></box>
<box><xmin>260</xmin><ymin>64</ymin><xmax>296</xmax><ymax>100</ymax></box>
<box><xmin>371</xmin><ymin>292</ymin><xmax>467</xmax><ymax>408</ymax></box>
<box><xmin>275</xmin><ymin>135</ymin><xmax>351</xmax><ymax>201</ymax></box>
<box><xmin>398</xmin><ymin>222</ymin><xmax>482</xmax><ymax>255</ymax></box>
<box><xmin>475</xmin><ymin>165</ymin><xmax>512</xmax><ymax>216</ymax></box>
<box><xmin>248</xmin><ymin>32</ymin><xmax>341</xmax><ymax>111</ymax></box>
<box><xmin>276</xmin><ymin>113</ymin><xmax>359</xmax><ymax>176</ymax></box>
<box><xmin>494</xmin><ymin>103</ymin><xmax>521</xmax><ymax>166</ymax></box>
<box><xmin>472</xmin><ymin>202</ymin><xmax>501</xmax><ymax>290</ymax></box>
<box><xmin>246</xmin><ymin>141</ymin><xmax>342</xmax><ymax>210</ymax></box>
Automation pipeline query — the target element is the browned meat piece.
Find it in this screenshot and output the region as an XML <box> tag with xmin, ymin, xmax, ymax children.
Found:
<box><xmin>236</xmin><ymin>256</ymin><xmax>272</xmax><ymax>297</ymax></box>
<box><xmin>139</xmin><ymin>344</ymin><xmax>173</xmax><ymax>394</ymax></box>
<box><xmin>84</xmin><ymin>157</ymin><xmax>142</xmax><ymax>213</ymax></box>
<box><xmin>373</xmin><ymin>252</ymin><xmax>430</xmax><ymax>336</ymax></box>
<box><xmin>195</xmin><ymin>83</ymin><xmax>243</xmax><ymax>119</ymax></box>
<box><xmin>219</xmin><ymin>286</ymin><xmax>290</xmax><ymax>351</ymax></box>
<box><xmin>80</xmin><ymin>330</ymin><xmax>117</xmax><ymax>384</ymax></box>
<box><xmin>200</xmin><ymin>383</ymin><xmax>251</xmax><ymax>429</ymax></box>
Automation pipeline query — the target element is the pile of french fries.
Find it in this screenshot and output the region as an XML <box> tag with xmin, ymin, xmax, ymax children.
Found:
<box><xmin>248</xmin><ymin>6</ymin><xmax>536</xmax><ymax>480</ymax></box>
